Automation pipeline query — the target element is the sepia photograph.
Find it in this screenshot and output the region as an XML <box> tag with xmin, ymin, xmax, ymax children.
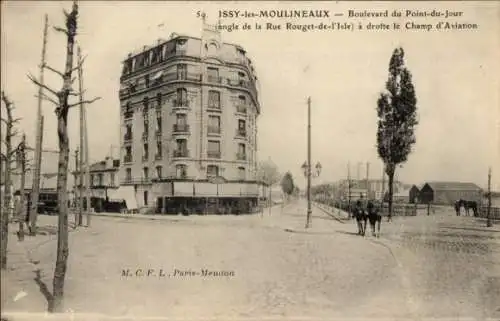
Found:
<box><xmin>1</xmin><ymin>1</ymin><xmax>499</xmax><ymax>320</ymax></box>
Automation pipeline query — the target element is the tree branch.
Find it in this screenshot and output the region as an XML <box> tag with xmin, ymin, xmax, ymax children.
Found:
<box><xmin>71</xmin><ymin>54</ymin><xmax>87</xmax><ymax>73</ymax></box>
<box><xmin>35</xmin><ymin>93</ymin><xmax>59</xmax><ymax>107</ymax></box>
<box><xmin>44</xmin><ymin>64</ymin><xmax>65</xmax><ymax>78</ymax></box>
<box><xmin>67</xmin><ymin>97</ymin><xmax>101</xmax><ymax>108</ymax></box>
<box><xmin>53</xmin><ymin>26</ymin><xmax>68</xmax><ymax>36</ymax></box>
<box><xmin>27</xmin><ymin>73</ymin><xmax>59</xmax><ymax>97</ymax></box>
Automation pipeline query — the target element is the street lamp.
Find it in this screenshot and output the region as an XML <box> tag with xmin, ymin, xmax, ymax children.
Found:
<box><xmin>302</xmin><ymin>161</ymin><xmax>322</xmax><ymax>228</ymax></box>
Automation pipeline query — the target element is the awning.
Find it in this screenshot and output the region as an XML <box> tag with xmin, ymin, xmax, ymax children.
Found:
<box><xmin>107</xmin><ymin>186</ymin><xmax>137</xmax><ymax>210</ymax></box>
<box><xmin>152</xmin><ymin>70</ymin><xmax>164</xmax><ymax>80</ymax></box>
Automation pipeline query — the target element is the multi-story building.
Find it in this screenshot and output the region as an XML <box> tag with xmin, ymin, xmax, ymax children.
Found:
<box><xmin>117</xmin><ymin>22</ymin><xmax>261</xmax><ymax>214</ymax></box>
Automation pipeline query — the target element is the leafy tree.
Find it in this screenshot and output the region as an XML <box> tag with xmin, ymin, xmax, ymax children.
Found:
<box><xmin>256</xmin><ymin>160</ymin><xmax>281</xmax><ymax>207</ymax></box>
<box><xmin>280</xmin><ymin>171</ymin><xmax>295</xmax><ymax>201</ymax></box>
<box><xmin>376</xmin><ymin>47</ymin><xmax>418</xmax><ymax>221</ymax></box>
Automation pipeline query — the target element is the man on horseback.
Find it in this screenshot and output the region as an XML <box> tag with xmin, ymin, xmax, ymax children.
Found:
<box><xmin>353</xmin><ymin>200</ymin><xmax>367</xmax><ymax>236</ymax></box>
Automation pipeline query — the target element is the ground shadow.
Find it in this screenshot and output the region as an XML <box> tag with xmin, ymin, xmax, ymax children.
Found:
<box><xmin>440</xmin><ymin>225</ymin><xmax>500</xmax><ymax>234</ymax></box>
<box><xmin>33</xmin><ymin>269</ymin><xmax>53</xmax><ymax>312</ymax></box>
<box><xmin>336</xmin><ymin>230</ymin><xmax>361</xmax><ymax>237</ymax></box>
<box><xmin>283</xmin><ymin>228</ymin><xmax>334</xmax><ymax>236</ymax></box>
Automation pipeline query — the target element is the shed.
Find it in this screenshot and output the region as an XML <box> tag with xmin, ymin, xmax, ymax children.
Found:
<box><xmin>419</xmin><ymin>182</ymin><xmax>483</xmax><ymax>205</ymax></box>
<box><xmin>409</xmin><ymin>185</ymin><xmax>420</xmax><ymax>203</ymax></box>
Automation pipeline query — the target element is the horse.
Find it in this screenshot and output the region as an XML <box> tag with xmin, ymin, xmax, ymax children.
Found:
<box><xmin>352</xmin><ymin>201</ymin><xmax>367</xmax><ymax>236</ymax></box>
<box><xmin>463</xmin><ymin>200</ymin><xmax>478</xmax><ymax>217</ymax></box>
<box><xmin>367</xmin><ymin>201</ymin><xmax>382</xmax><ymax>237</ymax></box>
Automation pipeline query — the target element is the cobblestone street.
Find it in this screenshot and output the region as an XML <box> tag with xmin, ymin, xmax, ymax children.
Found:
<box><xmin>1</xmin><ymin>201</ymin><xmax>499</xmax><ymax>320</ymax></box>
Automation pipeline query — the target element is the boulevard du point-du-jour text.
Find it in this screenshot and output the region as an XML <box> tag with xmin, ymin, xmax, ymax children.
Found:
<box><xmin>214</xmin><ymin>8</ymin><xmax>478</xmax><ymax>32</ymax></box>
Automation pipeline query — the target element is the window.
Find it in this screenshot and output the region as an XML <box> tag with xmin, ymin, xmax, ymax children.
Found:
<box><xmin>175</xmin><ymin>139</ymin><xmax>188</xmax><ymax>157</ymax></box>
<box><xmin>176</xmin><ymin>164</ymin><xmax>187</xmax><ymax>178</ymax></box>
<box><xmin>207</xmin><ymin>42</ymin><xmax>217</xmax><ymax>55</ymax></box>
<box><xmin>207</xmin><ymin>67</ymin><xmax>219</xmax><ymax>81</ymax></box>
<box><xmin>156</xmin><ymin>111</ymin><xmax>162</xmax><ymax>132</ymax></box>
<box><xmin>238</xmin><ymin>167</ymin><xmax>246</xmax><ymax>180</ymax></box>
<box><xmin>156</xmin><ymin>93</ymin><xmax>162</xmax><ymax>107</ymax></box>
<box><xmin>208</xmin><ymin>115</ymin><xmax>220</xmax><ymax>134</ymax></box>
<box><xmin>156</xmin><ymin>140</ymin><xmax>162</xmax><ymax>158</ymax></box>
<box><xmin>175</xmin><ymin>88</ymin><xmax>188</xmax><ymax>107</ymax></box>
<box><xmin>238</xmin><ymin>119</ymin><xmax>246</xmax><ymax>132</ymax></box>
<box><xmin>156</xmin><ymin>166</ymin><xmax>162</xmax><ymax>179</ymax></box>
<box><xmin>208</xmin><ymin>90</ymin><xmax>220</xmax><ymax>109</ymax></box>
<box><xmin>207</xmin><ymin>140</ymin><xmax>220</xmax><ymax>158</ymax></box>
<box><xmin>143</xmin><ymin>97</ymin><xmax>149</xmax><ymax>111</ymax></box>
<box><xmin>176</xmin><ymin>113</ymin><xmax>187</xmax><ymax>125</ymax></box>
<box><xmin>144</xmin><ymin>191</ymin><xmax>148</xmax><ymax>206</ymax></box>
<box><xmin>125</xmin><ymin>168</ymin><xmax>132</xmax><ymax>182</ymax></box>
<box><xmin>177</xmin><ymin>64</ymin><xmax>187</xmax><ymax>79</ymax></box>
<box><xmin>143</xmin><ymin>167</ymin><xmax>149</xmax><ymax>180</ymax></box>
<box><xmin>238</xmin><ymin>143</ymin><xmax>246</xmax><ymax>159</ymax></box>
<box><xmin>90</xmin><ymin>174</ymin><xmax>95</xmax><ymax>187</ymax></box>
<box><xmin>145</xmin><ymin>74</ymin><xmax>150</xmax><ymax>88</ymax></box>
<box><xmin>124</xmin><ymin>146</ymin><xmax>132</xmax><ymax>163</ymax></box>
<box><xmin>124</xmin><ymin>123</ymin><xmax>133</xmax><ymax>140</ymax></box>
<box><xmin>143</xmin><ymin>143</ymin><xmax>149</xmax><ymax>160</ymax></box>
<box><xmin>207</xmin><ymin>165</ymin><xmax>219</xmax><ymax>177</ymax></box>
<box><xmin>239</xmin><ymin>95</ymin><xmax>246</xmax><ymax>104</ymax></box>
<box><xmin>110</xmin><ymin>172</ymin><xmax>116</xmax><ymax>186</ymax></box>
<box><xmin>98</xmin><ymin>173</ymin><xmax>103</xmax><ymax>186</ymax></box>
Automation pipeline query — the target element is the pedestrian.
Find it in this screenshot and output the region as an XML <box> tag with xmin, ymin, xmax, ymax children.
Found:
<box><xmin>353</xmin><ymin>200</ymin><xmax>367</xmax><ymax>236</ymax></box>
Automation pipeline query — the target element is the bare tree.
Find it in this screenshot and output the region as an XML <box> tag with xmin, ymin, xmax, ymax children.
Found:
<box><xmin>28</xmin><ymin>1</ymin><xmax>100</xmax><ymax>312</ymax></box>
<box><xmin>1</xmin><ymin>91</ymin><xmax>22</xmax><ymax>269</ymax></box>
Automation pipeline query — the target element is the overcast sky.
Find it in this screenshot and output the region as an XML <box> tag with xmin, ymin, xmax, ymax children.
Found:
<box><xmin>1</xmin><ymin>1</ymin><xmax>499</xmax><ymax>190</ymax></box>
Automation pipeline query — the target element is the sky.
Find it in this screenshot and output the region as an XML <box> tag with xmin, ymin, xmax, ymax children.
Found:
<box><xmin>1</xmin><ymin>1</ymin><xmax>499</xmax><ymax>190</ymax></box>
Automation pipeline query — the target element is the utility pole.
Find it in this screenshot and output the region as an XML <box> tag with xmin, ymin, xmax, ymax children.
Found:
<box><xmin>366</xmin><ymin>162</ymin><xmax>370</xmax><ymax>202</ymax></box>
<box><xmin>29</xmin><ymin>14</ymin><xmax>48</xmax><ymax>236</ymax></box>
<box><xmin>74</xmin><ymin>149</ymin><xmax>79</xmax><ymax>229</ymax></box>
<box><xmin>78</xmin><ymin>46</ymin><xmax>91</xmax><ymax>227</ymax></box>
<box><xmin>305</xmin><ymin>97</ymin><xmax>312</xmax><ymax>229</ymax></box>
<box><xmin>347</xmin><ymin>161</ymin><xmax>352</xmax><ymax>219</ymax></box>
<box><xmin>487</xmin><ymin>167</ymin><xmax>492</xmax><ymax>227</ymax></box>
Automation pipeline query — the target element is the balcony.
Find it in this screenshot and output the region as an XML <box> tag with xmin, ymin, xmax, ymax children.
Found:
<box><xmin>124</xmin><ymin>155</ymin><xmax>133</xmax><ymax>163</ymax></box>
<box><xmin>173</xmin><ymin>149</ymin><xmax>189</xmax><ymax>158</ymax></box>
<box><xmin>173</xmin><ymin>124</ymin><xmax>190</xmax><ymax>133</ymax></box>
<box><xmin>236</xmin><ymin>152</ymin><xmax>246</xmax><ymax>161</ymax></box>
<box><xmin>155</xmin><ymin>153</ymin><xmax>162</xmax><ymax>160</ymax></box>
<box><xmin>207</xmin><ymin>75</ymin><xmax>223</xmax><ymax>84</ymax></box>
<box><xmin>142</xmin><ymin>155</ymin><xmax>148</xmax><ymax>162</ymax></box>
<box><xmin>207</xmin><ymin>104</ymin><xmax>221</xmax><ymax>112</ymax></box>
<box><xmin>124</xmin><ymin>111</ymin><xmax>133</xmax><ymax>119</ymax></box>
<box><xmin>207</xmin><ymin>151</ymin><xmax>221</xmax><ymax>159</ymax></box>
<box><xmin>155</xmin><ymin>129</ymin><xmax>162</xmax><ymax>136</ymax></box>
<box><xmin>236</xmin><ymin>129</ymin><xmax>247</xmax><ymax>137</ymax></box>
<box><xmin>173</xmin><ymin>99</ymin><xmax>189</xmax><ymax>108</ymax></box>
<box><xmin>236</xmin><ymin>104</ymin><xmax>247</xmax><ymax>114</ymax></box>
<box><xmin>123</xmin><ymin>133</ymin><xmax>133</xmax><ymax>142</ymax></box>
<box><xmin>142</xmin><ymin>131</ymin><xmax>149</xmax><ymax>141</ymax></box>
<box><xmin>164</xmin><ymin>72</ymin><xmax>201</xmax><ymax>83</ymax></box>
<box><xmin>207</xmin><ymin>126</ymin><xmax>221</xmax><ymax>135</ymax></box>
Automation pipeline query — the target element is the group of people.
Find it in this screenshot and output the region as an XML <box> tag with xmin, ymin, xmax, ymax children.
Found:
<box><xmin>351</xmin><ymin>200</ymin><xmax>382</xmax><ymax>237</ymax></box>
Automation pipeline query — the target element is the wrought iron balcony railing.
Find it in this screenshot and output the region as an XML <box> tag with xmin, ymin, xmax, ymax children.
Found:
<box><xmin>173</xmin><ymin>150</ymin><xmax>189</xmax><ymax>158</ymax></box>
<box><xmin>173</xmin><ymin>124</ymin><xmax>190</xmax><ymax>133</ymax></box>
<box><xmin>207</xmin><ymin>151</ymin><xmax>221</xmax><ymax>159</ymax></box>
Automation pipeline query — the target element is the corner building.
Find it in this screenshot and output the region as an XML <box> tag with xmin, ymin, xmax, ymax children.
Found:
<box><xmin>118</xmin><ymin>23</ymin><xmax>261</xmax><ymax>214</ymax></box>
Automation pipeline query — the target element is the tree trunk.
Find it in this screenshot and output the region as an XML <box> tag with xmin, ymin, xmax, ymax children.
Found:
<box><xmin>1</xmin><ymin>102</ymin><xmax>13</xmax><ymax>269</ymax></box>
<box><xmin>51</xmin><ymin>2</ymin><xmax>78</xmax><ymax>312</ymax></box>
<box><xmin>387</xmin><ymin>164</ymin><xmax>395</xmax><ymax>222</ymax></box>
<box><xmin>18</xmin><ymin>136</ymin><xmax>26</xmax><ymax>241</ymax></box>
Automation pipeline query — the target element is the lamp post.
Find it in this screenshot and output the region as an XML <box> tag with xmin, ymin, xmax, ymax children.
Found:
<box><xmin>302</xmin><ymin>97</ymin><xmax>321</xmax><ymax>229</ymax></box>
<box><xmin>487</xmin><ymin>167</ymin><xmax>492</xmax><ymax>227</ymax></box>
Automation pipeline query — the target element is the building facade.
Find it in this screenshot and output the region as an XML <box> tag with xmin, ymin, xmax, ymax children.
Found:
<box><xmin>118</xmin><ymin>23</ymin><xmax>261</xmax><ymax>213</ymax></box>
<box><xmin>419</xmin><ymin>182</ymin><xmax>483</xmax><ymax>205</ymax></box>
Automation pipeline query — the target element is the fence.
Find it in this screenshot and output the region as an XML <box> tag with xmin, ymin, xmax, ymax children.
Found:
<box><xmin>314</xmin><ymin>198</ymin><xmax>418</xmax><ymax>217</ymax></box>
<box><xmin>478</xmin><ymin>206</ymin><xmax>500</xmax><ymax>220</ymax></box>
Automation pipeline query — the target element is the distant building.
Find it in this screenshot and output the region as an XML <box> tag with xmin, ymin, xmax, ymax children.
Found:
<box><xmin>419</xmin><ymin>182</ymin><xmax>483</xmax><ymax>205</ymax></box>
<box><xmin>338</xmin><ymin>178</ymin><xmax>405</xmax><ymax>201</ymax></box>
<box><xmin>72</xmin><ymin>157</ymin><xmax>120</xmax><ymax>200</ymax></box>
<box><xmin>117</xmin><ymin>21</ymin><xmax>261</xmax><ymax>213</ymax></box>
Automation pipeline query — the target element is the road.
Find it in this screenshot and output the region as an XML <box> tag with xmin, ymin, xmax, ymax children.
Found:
<box><xmin>1</xmin><ymin>201</ymin><xmax>499</xmax><ymax>320</ymax></box>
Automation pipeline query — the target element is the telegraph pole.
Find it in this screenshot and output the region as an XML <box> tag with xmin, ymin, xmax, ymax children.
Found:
<box><xmin>29</xmin><ymin>14</ymin><xmax>48</xmax><ymax>236</ymax></box>
<box><xmin>487</xmin><ymin>167</ymin><xmax>492</xmax><ymax>227</ymax></box>
<box><xmin>347</xmin><ymin>161</ymin><xmax>352</xmax><ymax>219</ymax></box>
<box><xmin>74</xmin><ymin>149</ymin><xmax>79</xmax><ymax>229</ymax></box>
<box><xmin>305</xmin><ymin>97</ymin><xmax>312</xmax><ymax>229</ymax></box>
